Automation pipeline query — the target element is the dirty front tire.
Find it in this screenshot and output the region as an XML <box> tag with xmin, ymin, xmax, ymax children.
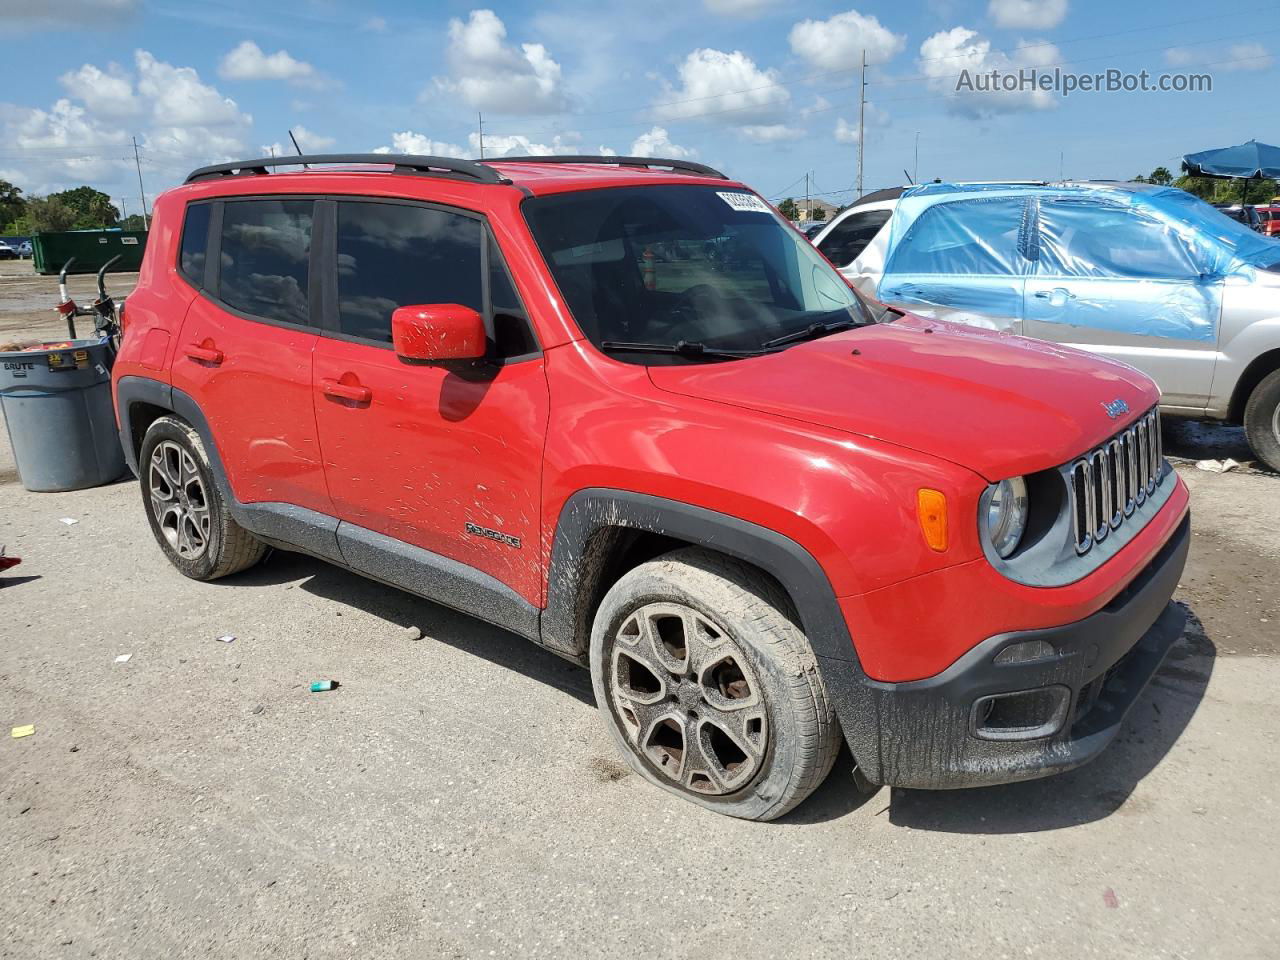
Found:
<box><xmin>138</xmin><ymin>416</ymin><xmax>266</xmax><ymax>580</ymax></box>
<box><xmin>589</xmin><ymin>547</ymin><xmax>841</xmax><ymax>821</ymax></box>
<box><xmin>1243</xmin><ymin>369</ymin><xmax>1280</xmax><ymax>473</ymax></box>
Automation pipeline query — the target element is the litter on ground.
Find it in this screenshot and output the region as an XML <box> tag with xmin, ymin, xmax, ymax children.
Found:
<box><xmin>1196</xmin><ymin>458</ymin><xmax>1241</xmax><ymax>473</ymax></box>
<box><xmin>310</xmin><ymin>680</ymin><xmax>340</xmax><ymax>693</ymax></box>
<box><xmin>216</xmin><ymin>634</ymin><xmax>236</xmax><ymax>643</ymax></box>
<box><xmin>11</xmin><ymin>725</ymin><xmax>35</xmax><ymax>739</ymax></box>
<box><xmin>115</xmin><ymin>653</ymin><xmax>132</xmax><ymax>663</ymax></box>
<box><xmin>59</xmin><ymin>517</ymin><xmax>78</xmax><ymax>525</ymax></box>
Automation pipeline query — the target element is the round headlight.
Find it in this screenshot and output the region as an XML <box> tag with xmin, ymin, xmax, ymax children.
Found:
<box><xmin>985</xmin><ymin>476</ymin><xmax>1029</xmax><ymax>559</ymax></box>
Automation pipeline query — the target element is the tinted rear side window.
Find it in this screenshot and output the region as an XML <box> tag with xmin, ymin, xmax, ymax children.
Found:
<box><xmin>817</xmin><ymin>209</ymin><xmax>892</xmax><ymax>267</ymax></box>
<box><xmin>335</xmin><ymin>201</ymin><xmax>482</xmax><ymax>343</ymax></box>
<box><xmin>218</xmin><ymin>199</ymin><xmax>313</xmax><ymax>326</ymax></box>
<box><xmin>179</xmin><ymin>202</ymin><xmax>211</xmax><ymax>287</ymax></box>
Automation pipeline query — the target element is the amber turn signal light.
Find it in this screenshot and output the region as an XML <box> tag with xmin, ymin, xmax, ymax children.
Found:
<box><xmin>917</xmin><ymin>488</ymin><xmax>948</xmax><ymax>552</ymax></box>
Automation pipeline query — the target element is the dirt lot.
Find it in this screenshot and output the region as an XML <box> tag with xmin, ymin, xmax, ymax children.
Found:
<box><xmin>2</xmin><ymin>262</ymin><xmax>1278</xmax><ymax>958</ymax></box>
<box><xmin>0</xmin><ymin>259</ymin><xmax>139</xmax><ymax>348</ymax></box>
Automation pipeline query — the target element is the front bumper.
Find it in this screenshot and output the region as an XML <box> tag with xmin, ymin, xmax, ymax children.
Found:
<box><xmin>847</xmin><ymin>513</ymin><xmax>1190</xmax><ymax>789</ymax></box>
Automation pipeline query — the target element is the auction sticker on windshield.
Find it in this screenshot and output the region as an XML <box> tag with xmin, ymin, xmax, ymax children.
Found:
<box><xmin>717</xmin><ymin>192</ymin><xmax>772</xmax><ymax>214</ymax></box>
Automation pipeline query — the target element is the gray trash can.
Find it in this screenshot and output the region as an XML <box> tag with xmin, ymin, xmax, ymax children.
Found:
<box><xmin>0</xmin><ymin>339</ymin><xmax>127</xmax><ymax>492</ymax></box>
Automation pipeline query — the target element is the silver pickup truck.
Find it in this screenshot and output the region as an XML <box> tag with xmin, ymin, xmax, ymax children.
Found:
<box><xmin>814</xmin><ymin>181</ymin><xmax>1280</xmax><ymax>471</ymax></box>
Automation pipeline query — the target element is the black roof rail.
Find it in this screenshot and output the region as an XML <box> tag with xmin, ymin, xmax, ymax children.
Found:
<box><xmin>184</xmin><ymin>154</ymin><xmax>510</xmax><ymax>185</ymax></box>
<box><xmin>495</xmin><ymin>155</ymin><xmax>729</xmax><ymax>180</ymax></box>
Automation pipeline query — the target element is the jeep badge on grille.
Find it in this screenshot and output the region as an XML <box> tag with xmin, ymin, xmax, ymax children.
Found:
<box><xmin>1101</xmin><ymin>398</ymin><xmax>1130</xmax><ymax>419</ymax></box>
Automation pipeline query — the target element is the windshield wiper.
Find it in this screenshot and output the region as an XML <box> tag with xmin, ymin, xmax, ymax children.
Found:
<box><xmin>760</xmin><ymin>317</ymin><xmax>862</xmax><ymax>350</ymax></box>
<box><xmin>599</xmin><ymin>339</ymin><xmax>770</xmax><ymax>361</ymax></box>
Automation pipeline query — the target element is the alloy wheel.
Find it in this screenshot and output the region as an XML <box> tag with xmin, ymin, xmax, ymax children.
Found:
<box><xmin>608</xmin><ymin>602</ymin><xmax>768</xmax><ymax>795</ymax></box>
<box><xmin>148</xmin><ymin>440</ymin><xmax>212</xmax><ymax>560</ymax></box>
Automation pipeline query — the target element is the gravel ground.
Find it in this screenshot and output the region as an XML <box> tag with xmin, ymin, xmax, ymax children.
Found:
<box><xmin>2</xmin><ymin>263</ymin><xmax>1278</xmax><ymax>958</ymax></box>
<box><xmin>0</xmin><ymin>259</ymin><xmax>138</xmax><ymax>348</ymax></box>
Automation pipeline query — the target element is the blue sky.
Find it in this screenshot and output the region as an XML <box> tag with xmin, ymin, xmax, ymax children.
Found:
<box><xmin>1</xmin><ymin>0</ymin><xmax>1275</xmax><ymax>214</ymax></box>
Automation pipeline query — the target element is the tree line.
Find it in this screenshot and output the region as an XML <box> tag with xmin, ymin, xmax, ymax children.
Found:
<box><xmin>1132</xmin><ymin>166</ymin><xmax>1278</xmax><ymax>204</ymax></box>
<box><xmin>0</xmin><ymin>178</ymin><xmax>147</xmax><ymax>235</ymax></box>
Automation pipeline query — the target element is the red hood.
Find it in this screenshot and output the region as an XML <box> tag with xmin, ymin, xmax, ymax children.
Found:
<box><xmin>647</xmin><ymin>315</ymin><xmax>1160</xmax><ymax>481</ymax></box>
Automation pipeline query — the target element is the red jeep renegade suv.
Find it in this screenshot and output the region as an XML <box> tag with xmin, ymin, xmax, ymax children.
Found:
<box><xmin>112</xmin><ymin>154</ymin><xmax>1191</xmax><ymax>820</ymax></box>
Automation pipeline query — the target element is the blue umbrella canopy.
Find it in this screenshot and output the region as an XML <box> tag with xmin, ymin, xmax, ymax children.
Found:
<box><xmin>1182</xmin><ymin>140</ymin><xmax>1280</xmax><ymax>179</ymax></box>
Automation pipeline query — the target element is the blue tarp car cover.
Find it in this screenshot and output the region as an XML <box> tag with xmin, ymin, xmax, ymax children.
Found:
<box><xmin>878</xmin><ymin>181</ymin><xmax>1280</xmax><ymax>341</ymax></box>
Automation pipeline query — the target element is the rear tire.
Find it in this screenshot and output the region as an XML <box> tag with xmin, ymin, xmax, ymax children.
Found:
<box><xmin>1243</xmin><ymin>368</ymin><xmax>1280</xmax><ymax>473</ymax></box>
<box><xmin>138</xmin><ymin>416</ymin><xmax>266</xmax><ymax>580</ymax></box>
<box><xmin>589</xmin><ymin>547</ymin><xmax>841</xmax><ymax>821</ymax></box>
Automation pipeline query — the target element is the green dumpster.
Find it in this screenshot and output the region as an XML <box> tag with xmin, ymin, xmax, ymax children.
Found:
<box><xmin>32</xmin><ymin>230</ymin><xmax>148</xmax><ymax>276</ymax></box>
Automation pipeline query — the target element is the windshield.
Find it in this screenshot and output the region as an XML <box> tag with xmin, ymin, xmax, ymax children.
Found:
<box><xmin>523</xmin><ymin>185</ymin><xmax>866</xmax><ymax>362</ymax></box>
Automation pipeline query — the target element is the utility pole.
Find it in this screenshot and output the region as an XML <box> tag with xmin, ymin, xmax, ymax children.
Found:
<box><xmin>477</xmin><ymin>112</ymin><xmax>485</xmax><ymax>159</ymax></box>
<box><xmin>856</xmin><ymin>49</ymin><xmax>867</xmax><ymax>200</ymax></box>
<box><xmin>804</xmin><ymin>171</ymin><xmax>810</xmax><ymax>221</ymax></box>
<box><xmin>131</xmin><ymin>136</ymin><xmax>149</xmax><ymax>231</ymax></box>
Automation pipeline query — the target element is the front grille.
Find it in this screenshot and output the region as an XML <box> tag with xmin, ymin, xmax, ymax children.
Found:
<box><xmin>1069</xmin><ymin>408</ymin><xmax>1163</xmax><ymax>555</ymax></box>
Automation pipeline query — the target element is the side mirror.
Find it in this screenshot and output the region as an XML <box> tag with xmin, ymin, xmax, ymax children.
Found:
<box><xmin>391</xmin><ymin>304</ymin><xmax>487</xmax><ymax>363</ymax></box>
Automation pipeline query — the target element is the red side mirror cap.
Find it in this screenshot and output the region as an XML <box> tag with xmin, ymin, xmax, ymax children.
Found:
<box><xmin>391</xmin><ymin>304</ymin><xmax>486</xmax><ymax>362</ymax></box>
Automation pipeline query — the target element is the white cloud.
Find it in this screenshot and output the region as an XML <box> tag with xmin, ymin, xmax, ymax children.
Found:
<box><xmin>58</xmin><ymin>63</ymin><xmax>140</xmax><ymax>119</ymax></box>
<box><xmin>1</xmin><ymin>0</ymin><xmax>139</xmax><ymax>29</ymax></box>
<box><xmin>629</xmin><ymin>126</ymin><xmax>695</xmax><ymax>158</ymax></box>
<box><xmin>987</xmin><ymin>0</ymin><xmax>1068</xmax><ymax>30</ymax></box>
<box><xmin>801</xmin><ymin>95</ymin><xmax>831</xmax><ymax>117</ymax></box>
<box><xmin>471</xmin><ymin>132</ymin><xmax>580</xmax><ymax>157</ymax></box>
<box><xmin>739</xmin><ymin>124</ymin><xmax>802</xmax><ymax>143</ymax></box>
<box><xmin>374</xmin><ymin>128</ymin><xmax>605</xmax><ymax>160</ymax></box>
<box><xmin>362</xmin><ymin>16</ymin><xmax>388</xmax><ymax>32</ymax></box>
<box><xmin>12</xmin><ymin>99</ymin><xmax>129</xmax><ymax>183</ymax></box>
<box><xmin>789</xmin><ymin>10</ymin><xmax>906</xmax><ymax>70</ymax></box>
<box><xmin>919</xmin><ymin>27</ymin><xmax>1060</xmax><ymax>115</ymax></box>
<box><xmin>1225</xmin><ymin>42</ymin><xmax>1274</xmax><ymax>71</ymax></box>
<box><xmin>136</xmin><ymin>50</ymin><xmax>249</xmax><ymax>128</ymax></box>
<box><xmin>434</xmin><ymin>9</ymin><xmax>566</xmax><ymax>114</ymax></box>
<box><xmin>703</xmin><ymin>0</ymin><xmax>779</xmax><ymax>15</ymax></box>
<box><xmin>1167</xmin><ymin>42</ymin><xmax>1273</xmax><ymax>71</ymax></box>
<box><xmin>652</xmin><ymin>48</ymin><xmax>789</xmax><ymax>127</ymax></box>
<box><xmin>833</xmin><ymin>104</ymin><xmax>888</xmax><ymax>142</ymax></box>
<box><xmin>219</xmin><ymin>41</ymin><xmax>320</xmax><ymax>87</ymax></box>
<box><xmin>2</xmin><ymin>49</ymin><xmax>251</xmax><ymax>196</ymax></box>
<box><xmin>373</xmin><ymin>131</ymin><xmax>470</xmax><ymax>159</ymax></box>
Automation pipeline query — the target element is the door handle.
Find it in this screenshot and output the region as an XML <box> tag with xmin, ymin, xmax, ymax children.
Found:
<box><xmin>185</xmin><ymin>344</ymin><xmax>223</xmax><ymax>364</ymax></box>
<box><xmin>1033</xmin><ymin>288</ymin><xmax>1076</xmax><ymax>302</ymax></box>
<box><xmin>320</xmin><ymin>377</ymin><xmax>372</xmax><ymax>404</ymax></box>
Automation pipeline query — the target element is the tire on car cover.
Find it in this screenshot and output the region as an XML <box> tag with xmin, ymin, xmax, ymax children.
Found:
<box><xmin>138</xmin><ymin>415</ymin><xmax>266</xmax><ymax>580</ymax></box>
<box><xmin>589</xmin><ymin>547</ymin><xmax>842</xmax><ymax>821</ymax></box>
<box><xmin>1243</xmin><ymin>368</ymin><xmax>1280</xmax><ymax>474</ymax></box>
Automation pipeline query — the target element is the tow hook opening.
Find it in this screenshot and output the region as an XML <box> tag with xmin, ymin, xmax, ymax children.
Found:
<box><xmin>971</xmin><ymin>685</ymin><xmax>1071</xmax><ymax>741</ymax></box>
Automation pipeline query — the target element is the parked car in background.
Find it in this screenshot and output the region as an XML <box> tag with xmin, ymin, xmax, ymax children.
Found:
<box><xmin>1257</xmin><ymin>206</ymin><xmax>1280</xmax><ymax>238</ymax></box>
<box><xmin>1214</xmin><ymin>203</ymin><xmax>1262</xmax><ymax>232</ymax></box>
<box><xmin>112</xmin><ymin>153</ymin><xmax>1189</xmax><ymax>820</ymax></box>
<box><xmin>0</xmin><ymin>240</ymin><xmax>16</xmax><ymax>260</ymax></box>
<box><xmin>796</xmin><ymin>219</ymin><xmax>827</xmax><ymax>239</ymax></box>
<box><xmin>17</xmin><ymin>240</ymin><xmax>32</xmax><ymax>257</ymax></box>
<box><xmin>813</xmin><ymin>181</ymin><xmax>1280</xmax><ymax>471</ymax></box>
